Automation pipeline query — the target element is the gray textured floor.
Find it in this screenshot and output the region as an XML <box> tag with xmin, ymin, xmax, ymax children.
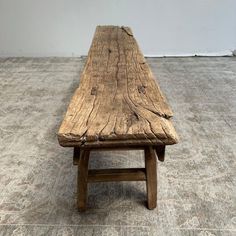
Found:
<box><xmin>0</xmin><ymin>57</ymin><xmax>236</xmax><ymax>236</ymax></box>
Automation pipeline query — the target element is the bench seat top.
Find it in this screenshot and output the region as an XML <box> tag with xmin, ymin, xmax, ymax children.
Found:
<box><xmin>58</xmin><ymin>26</ymin><xmax>179</xmax><ymax>148</ymax></box>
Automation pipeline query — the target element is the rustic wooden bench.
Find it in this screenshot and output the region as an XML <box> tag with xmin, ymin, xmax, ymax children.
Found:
<box><xmin>58</xmin><ymin>25</ymin><xmax>178</xmax><ymax>211</ymax></box>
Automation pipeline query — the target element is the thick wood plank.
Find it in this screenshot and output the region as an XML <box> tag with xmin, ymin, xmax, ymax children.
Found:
<box><xmin>77</xmin><ymin>150</ymin><xmax>90</xmax><ymax>212</ymax></box>
<box><xmin>61</xmin><ymin>139</ymin><xmax>166</xmax><ymax>148</ymax></box>
<box><xmin>88</xmin><ymin>168</ymin><xmax>146</xmax><ymax>182</ymax></box>
<box><xmin>58</xmin><ymin>25</ymin><xmax>179</xmax><ymax>148</ymax></box>
<box><xmin>145</xmin><ymin>146</ymin><xmax>157</xmax><ymax>210</ymax></box>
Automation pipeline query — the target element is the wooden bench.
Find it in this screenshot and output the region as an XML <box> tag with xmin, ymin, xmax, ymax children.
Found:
<box><xmin>58</xmin><ymin>25</ymin><xmax>178</xmax><ymax>211</ymax></box>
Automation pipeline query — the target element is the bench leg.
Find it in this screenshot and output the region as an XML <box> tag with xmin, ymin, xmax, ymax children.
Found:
<box><xmin>156</xmin><ymin>145</ymin><xmax>165</xmax><ymax>162</ymax></box>
<box><xmin>77</xmin><ymin>150</ymin><xmax>90</xmax><ymax>212</ymax></box>
<box><xmin>73</xmin><ymin>147</ymin><xmax>80</xmax><ymax>165</ymax></box>
<box><xmin>145</xmin><ymin>146</ymin><xmax>157</xmax><ymax>210</ymax></box>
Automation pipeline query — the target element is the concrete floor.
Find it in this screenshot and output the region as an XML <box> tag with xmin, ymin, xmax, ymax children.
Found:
<box><xmin>0</xmin><ymin>57</ymin><xmax>235</xmax><ymax>236</ymax></box>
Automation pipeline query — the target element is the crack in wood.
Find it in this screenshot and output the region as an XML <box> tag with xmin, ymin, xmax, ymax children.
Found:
<box><xmin>121</xmin><ymin>26</ymin><xmax>133</xmax><ymax>36</ymax></box>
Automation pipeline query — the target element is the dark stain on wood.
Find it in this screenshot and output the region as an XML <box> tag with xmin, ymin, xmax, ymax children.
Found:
<box><xmin>90</xmin><ymin>87</ymin><xmax>97</xmax><ymax>95</ymax></box>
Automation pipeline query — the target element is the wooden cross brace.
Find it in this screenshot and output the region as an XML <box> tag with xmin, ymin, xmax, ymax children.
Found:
<box><xmin>73</xmin><ymin>145</ymin><xmax>165</xmax><ymax>212</ymax></box>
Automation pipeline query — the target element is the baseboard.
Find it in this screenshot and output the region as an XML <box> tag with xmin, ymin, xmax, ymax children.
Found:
<box><xmin>144</xmin><ymin>51</ymin><xmax>233</xmax><ymax>58</ymax></box>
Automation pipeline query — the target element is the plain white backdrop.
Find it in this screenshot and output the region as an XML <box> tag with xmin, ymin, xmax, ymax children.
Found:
<box><xmin>0</xmin><ymin>0</ymin><xmax>236</xmax><ymax>57</ymax></box>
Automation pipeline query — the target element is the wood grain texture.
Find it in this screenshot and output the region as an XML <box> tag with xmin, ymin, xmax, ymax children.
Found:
<box><xmin>58</xmin><ymin>25</ymin><xmax>179</xmax><ymax>148</ymax></box>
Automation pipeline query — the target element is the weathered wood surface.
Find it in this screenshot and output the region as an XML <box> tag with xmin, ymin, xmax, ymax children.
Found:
<box><xmin>58</xmin><ymin>26</ymin><xmax>179</xmax><ymax>148</ymax></box>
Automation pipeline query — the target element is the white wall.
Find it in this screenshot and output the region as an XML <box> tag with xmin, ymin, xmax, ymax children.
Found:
<box><xmin>0</xmin><ymin>0</ymin><xmax>235</xmax><ymax>57</ymax></box>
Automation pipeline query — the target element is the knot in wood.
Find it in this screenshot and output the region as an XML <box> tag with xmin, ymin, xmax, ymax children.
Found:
<box><xmin>138</xmin><ymin>85</ymin><xmax>146</xmax><ymax>94</ymax></box>
<box><xmin>91</xmin><ymin>87</ymin><xmax>97</xmax><ymax>95</ymax></box>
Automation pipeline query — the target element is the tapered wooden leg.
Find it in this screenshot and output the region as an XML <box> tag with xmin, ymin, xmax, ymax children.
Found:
<box><xmin>156</xmin><ymin>145</ymin><xmax>165</xmax><ymax>162</ymax></box>
<box><xmin>73</xmin><ymin>147</ymin><xmax>80</xmax><ymax>165</ymax></box>
<box><xmin>145</xmin><ymin>146</ymin><xmax>157</xmax><ymax>210</ymax></box>
<box><xmin>77</xmin><ymin>150</ymin><xmax>90</xmax><ymax>212</ymax></box>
